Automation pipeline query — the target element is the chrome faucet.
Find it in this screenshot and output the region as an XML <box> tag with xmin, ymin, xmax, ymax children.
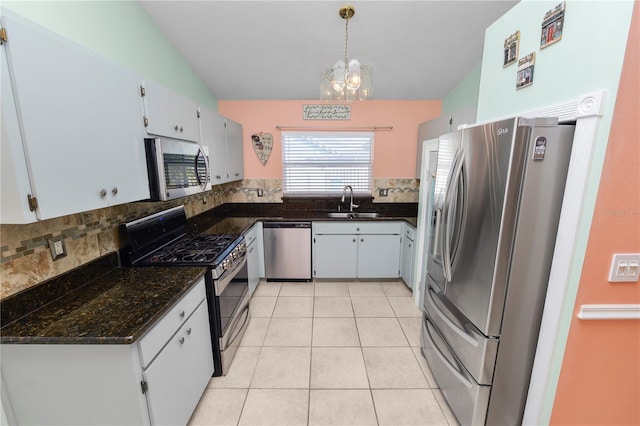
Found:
<box><xmin>341</xmin><ymin>185</ymin><xmax>359</xmax><ymax>212</ymax></box>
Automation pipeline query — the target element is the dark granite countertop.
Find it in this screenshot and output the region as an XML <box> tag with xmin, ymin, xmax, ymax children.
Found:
<box><xmin>0</xmin><ymin>264</ymin><xmax>206</xmax><ymax>345</ymax></box>
<box><xmin>189</xmin><ymin>202</ymin><xmax>418</xmax><ymax>236</ymax></box>
<box><xmin>0</xmin><ymin>201</ymin><xmax>416</xmax><ymax>344</ymax></box>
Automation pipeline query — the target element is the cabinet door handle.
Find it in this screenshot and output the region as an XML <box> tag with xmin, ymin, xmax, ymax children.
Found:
<box><xmin>179</xmin><ymin>336</ymin><xmax>185</xmax><ymax>345</ymax></box>
<box><xmin>179</xmin><ymin>310</ymin><xmax>185</xmax><ymax>319</ymax></box>
<box><xmin>360</xmin><ymin>238</ymin><xmax>364</xmax><ymax>242</ymax></box>
<box><xmin>112</xmin><ymin>187</ymin><xmax>118</xmax><ymax>196</ymax></box>
<box><xmin>174</xmin><ymin>125</ymin><xmax>179</xmax><ymax>131</ymax></box>
<box><xmin>99</xmin><ymin>189</ymin><xmax>107</xmax><ymax>198</ymax></box>
<box><xmin>186</xmin><ymin>327</ymin><xmax>192</xmax><ymax>335</ymax></box>
<box><xmin>352</xmin><ymin>239</ymin><xmax>356</xmax><ymax>243</ymax></box>
<box><xmin>179</xmin><ymin>127</ymin><xmax>184</xmax><ymax>133</ymax></box>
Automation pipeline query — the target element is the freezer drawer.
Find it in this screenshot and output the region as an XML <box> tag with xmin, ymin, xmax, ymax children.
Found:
<box><xmin>423</xmin><ymin>280</ymin><xmax>498</xmax><ymax>385</ymax></box>
<box><xmin>421</xmin><ymin>312</ymin><xmax>490</xmax><ymax>426</ymax></box>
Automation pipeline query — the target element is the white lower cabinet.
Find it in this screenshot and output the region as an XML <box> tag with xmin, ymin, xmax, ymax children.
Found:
<box><xmin>245</xmin><ymin>222</ymin><xmax>264</xmax><ymax>296</ymax></box>
<box><xmin>314</xmin><ymin>234</ymin><xmax>358</xmax><ymax>278</ymax></box>
<box><xmin>143</xmin><ymin>300</ymin><xmax>213</xmax><ymax>425</ymax></box>
<box><xmin>0</xmin><ymin>278</ymin><xmax>213</xmax><ymax>426</ymax></box>
<box><xmin>401</xmin><ymin>223</ymin><xmax>416</xmax><ymax>289</ymax></box>
<box><xmin>312</xmin><ymin>221</ymin><xmax>402</xmax><ymax>279</ymax></box>
<box><xmin>358</xmin><ymin>233</ymin><xmax>402</xmax><ymax>279</ymax></box>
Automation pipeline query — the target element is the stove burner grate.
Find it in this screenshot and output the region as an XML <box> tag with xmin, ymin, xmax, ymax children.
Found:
<box><xmin>144</xmin><ymin>233</ymin><xmax>240</xmax><ymax>265</ymax></box>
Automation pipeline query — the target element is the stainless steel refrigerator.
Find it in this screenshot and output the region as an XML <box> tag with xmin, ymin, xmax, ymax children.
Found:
<box><xmin>420</xmin><ymin>117</ymin><xmax>575</xmax><ymax>425</ymax></box>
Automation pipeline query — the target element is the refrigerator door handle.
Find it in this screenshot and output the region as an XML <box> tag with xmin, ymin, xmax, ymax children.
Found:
<box><xmin>426</xmin><ymin>285</ymin><xmax>479</xmax><ymax>348</ymax></box>
<box><xmin>443</xmin><ymin>150</ymin><xmax>465</xmax><ymax>282</ymax></box>
<box><xmin>431</xmin><ymin>207</ymin><xmax>443</xmax><ymax>259</ymax></box>
<box><xmin>424</xmin><ymin>319</ymin><xmax>473</xmax><ymax>389</ymax></box>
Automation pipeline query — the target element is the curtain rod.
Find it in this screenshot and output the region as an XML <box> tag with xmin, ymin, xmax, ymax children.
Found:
<box><xmin>275</xmin><ymin>125</ymin><xmax>393</xmax><ymax>132</ymax></box>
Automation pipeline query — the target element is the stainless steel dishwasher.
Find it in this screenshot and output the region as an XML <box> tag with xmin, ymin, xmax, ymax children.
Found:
<box><xmin>263</xmin><ymin>222</ymin><xmax>312</xmax><ymax>281</ymax></box>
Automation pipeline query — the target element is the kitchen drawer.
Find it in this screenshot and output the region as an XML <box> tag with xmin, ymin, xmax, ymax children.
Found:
<box><xmin>404</xmin><ymin>224</ymin><xmax>416</xmax><ymax>241</ymax></box>
<box><xmin>244</xmin><ymin>222</ymin><xmax>259</xmax><ymax>246</ymax></box>
<box><xmin>138</xmin><ymin>277</ymin><xmax>207</xmax><ymax>368</ymax></box>
<box><xmin>313</xmin><ymin>221</ymin><xmax>402</xmax><ymax>235</ymax></box>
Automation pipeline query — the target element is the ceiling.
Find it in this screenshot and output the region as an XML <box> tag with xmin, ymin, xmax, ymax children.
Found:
<box><xmin>139</xmin><ymin>1</ymin><xmax>518</xmax><ymax>101</ymax></box>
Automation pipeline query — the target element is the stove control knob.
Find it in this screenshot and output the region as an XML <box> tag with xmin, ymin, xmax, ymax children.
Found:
<box><xmin>238</xmin><ymin>243</ymin><xmax>246</xmax><ymax>253</ymax></box>
<box><xmin>222</xmin><ymin>259</ymin><xmax>231</xmax><ymax>270</ymax></box>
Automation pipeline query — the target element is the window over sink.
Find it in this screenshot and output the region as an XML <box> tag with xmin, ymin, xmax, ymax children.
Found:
<box><xmin>282</xmin><ymin>132</ymin><xmax>374</xmax><ymax>196</ymax></box>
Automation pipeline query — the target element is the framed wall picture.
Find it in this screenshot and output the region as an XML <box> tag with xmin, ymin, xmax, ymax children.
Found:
<box><xmin>541</xmin><ymin>2</ymin><xmax>565</xmax><ymax>49</ymax></box>
<box><xmin>503</xmin><ymin>31</ymin><xmax>520</xmax><ymax>67</ymax></box>
<box><xmin>516</xmin><ymin>52</ymin><xmax>536</xmax><ymax>89</ymax></box>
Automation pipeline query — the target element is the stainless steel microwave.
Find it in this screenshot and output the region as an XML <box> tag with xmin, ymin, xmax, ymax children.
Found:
<box><xmin>145</xmin><ymin>137</ymin><xmax>211</xmax><ymax>201</ymax></box>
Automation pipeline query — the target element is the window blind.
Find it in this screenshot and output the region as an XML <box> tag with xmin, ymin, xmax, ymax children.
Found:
<box><xmin>282</xmin><ymin>132</ymin><xmax>374</xmax><ymax>196</ymax></box>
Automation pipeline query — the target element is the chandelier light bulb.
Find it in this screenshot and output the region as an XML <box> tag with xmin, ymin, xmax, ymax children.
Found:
<box><xmin>347</xmin><ymin>59</ymin><xmax>361</xmax><ymax>90</ymax></box>
<box><xmin>332</xmin><ymin>60</ymin><xmax>346</xmax><ymax>91</ymax></box>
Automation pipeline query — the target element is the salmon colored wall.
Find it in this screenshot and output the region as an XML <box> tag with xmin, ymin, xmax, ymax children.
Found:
<box><xmin>550</xmin><ymin>4</ymin><xmax>640</xmax><ymax>425</ymax></box>
<box><xmin>218</xmin><ymin>100</ymin><xmax>440</xmax><ymax>179</ymax></box>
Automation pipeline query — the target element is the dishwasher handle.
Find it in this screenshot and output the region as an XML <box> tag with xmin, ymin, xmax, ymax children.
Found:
<box><xmin>263</xmin><ymin>221</ymin><xmax>311</xmax><ymax>229</ymax></box>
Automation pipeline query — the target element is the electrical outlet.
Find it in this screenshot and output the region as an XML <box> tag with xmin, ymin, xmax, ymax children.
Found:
<box><xmin>48</xmin><ymin>237</ymin><xmax>67</xmax><ymax>261</ymax></box>
<box><xmin>379</xmin><ymin>188</ymin><xmax>388</xmax><ymax>197</ymax></box>
<box><xmin>257</xmin><ymin>188</ymin><xmax>264</xmax><ymax>197</ymax></box>
<box><xmin>608</xmin><ymin>253</ymin><xmax>640</xmax><ymax>282</ymax></box>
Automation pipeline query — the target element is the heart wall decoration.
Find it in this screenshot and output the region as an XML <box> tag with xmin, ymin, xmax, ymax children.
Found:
<box><xmin>251</xmin><ymin>132</ymin><xmax>273</xmax><ymax>166</ymax></box>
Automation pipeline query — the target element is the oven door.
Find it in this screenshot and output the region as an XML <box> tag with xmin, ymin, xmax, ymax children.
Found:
<box><xmin>145</xmin><ymin>137</ymin><xmax>211</xmax><ymax>201</ymax></box>
<box><xmin>215</xmin><ymin>256</ymin><xmax>250</xmax><ymax>375</ymax></box>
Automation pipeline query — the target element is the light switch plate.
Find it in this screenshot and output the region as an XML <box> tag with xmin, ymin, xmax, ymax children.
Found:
<box><xmin>608</xmin><ymin>253</ymin><xmax>640</xmax><ymax>282</ymax></box>
<box><xmin>48</xmin><ymin>237</ymin><xmax>67</xmax><ymax>261</ymax></box>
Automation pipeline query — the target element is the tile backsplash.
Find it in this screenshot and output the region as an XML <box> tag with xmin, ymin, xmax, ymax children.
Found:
<box><xmin>0</xmin><ymin>178</ymin><xmax>418</xmax><ymax>299</ymax></box>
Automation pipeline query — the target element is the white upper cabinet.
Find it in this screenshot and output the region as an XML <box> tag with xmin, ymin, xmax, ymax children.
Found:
<box><xmin>1</xmin><ymin>36</ymin><xmax>36</xmax><ymax>224</ymax></box>
<box><xmin>0</xmin><ymin>11</ymin><xmax>150</xmax><ymax>222</ymax></box>
<box><xmin>199</xmin><ymin>107</ymin><xmax>244</xmax><ymax>185</ymax></box>
<box><xmin>225</xmin><ymin>118</ymin><xmax>244</xmax><ymax>182</ymax></box>
<box><xmin>140</xmin><ymin>79</ymin><xmax>200</xmax><ymax>143</ymax></box>
<box><xmin>200</xmin><ymin>107</ymin><xmax>228</xmax><ymax>184</ymax></box>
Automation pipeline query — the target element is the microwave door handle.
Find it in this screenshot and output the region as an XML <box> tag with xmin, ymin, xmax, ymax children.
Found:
<box><xmin>196</xmin><ymin>145</ymin><xmax>210</xmax><ymax>191</ymax></box>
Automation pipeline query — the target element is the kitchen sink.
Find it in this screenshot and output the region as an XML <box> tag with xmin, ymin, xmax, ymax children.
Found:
<box><xmin>326</xmin><ymin>212</ymin><xmax>382</xmax><ymax>219</ymax></box>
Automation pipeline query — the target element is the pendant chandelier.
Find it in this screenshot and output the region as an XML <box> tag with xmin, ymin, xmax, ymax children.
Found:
<box><xmin>321</xmin><ymin>5</ymin><xmax>372</xmax><ymax>101</ymax></box>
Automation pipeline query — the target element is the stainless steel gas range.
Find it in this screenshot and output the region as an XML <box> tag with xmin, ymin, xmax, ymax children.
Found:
<box><xmin>119</xmin><ymin>206</ymin><xmax>249</xmax><ymax>376</ymax></box>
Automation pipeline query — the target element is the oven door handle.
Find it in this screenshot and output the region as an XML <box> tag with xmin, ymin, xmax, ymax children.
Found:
<box><xmin>220</xmin><ymin>300</ymin><xmax>250</xmax><ymax>351</ymax></box>
<box><xmin>214</xmin><ymin>256</ymin><xmax>247</xmax><ymax>295</ymax></box>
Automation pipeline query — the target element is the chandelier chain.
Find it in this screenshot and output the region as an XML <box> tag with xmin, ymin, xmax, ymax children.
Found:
<box><xmin>344</xmin><ymin>18</ymin><xmax>349</xmax><ymax>68</ymax></box>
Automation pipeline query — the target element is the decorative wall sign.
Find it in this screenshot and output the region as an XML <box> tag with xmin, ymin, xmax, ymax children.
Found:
<box><xmin>516</xmin><ymin>52</ymin><xmax>536</xmax><ymax>89</ymax></box>
<box><xmin>303</xmin><ymin>104</ymin><xmax>351</xmax><ymax>120</ymax></box>
<box><xmin>251</xmin><ymin>132</ymin><xmax>273</xmax><ymax>166</ymax></box>
<box><xmin>503</xmin><ymin>30</ymin><xmax>520</xmax><ymax>67</ymax></box>
<box><xmin>541</xmin><ymin>2</ymin><xmax>565</xmax><ymax>49</ymax></box>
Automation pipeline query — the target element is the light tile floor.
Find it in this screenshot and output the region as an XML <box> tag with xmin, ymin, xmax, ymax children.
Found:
<box><xmin>189</xmin><ymin>280</ymin><xmax>459</xmax><ymax>426</ymax></box>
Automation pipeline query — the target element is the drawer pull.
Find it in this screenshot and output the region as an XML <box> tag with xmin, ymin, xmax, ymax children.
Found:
<box><xmin>179</xmin><ymin>310</ymin><xmax>185</xmax><ymax>319</ymax></box>
<box><xmin>179</xmin><ymin>336</ymin><xmax>185</xmax><ymax>345</ymax></box>
<box><xmin>186</xmin><ymin>327</ymin><xmax>192</xmax><ymax>335</ymax></box>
